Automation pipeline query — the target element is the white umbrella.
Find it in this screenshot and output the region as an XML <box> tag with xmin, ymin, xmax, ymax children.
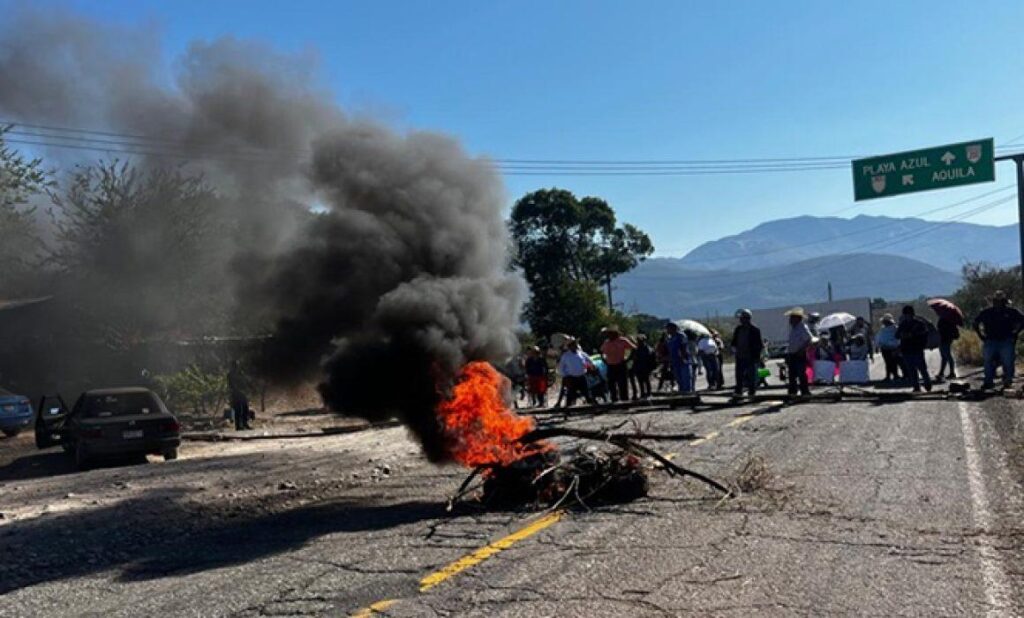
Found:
<box><xmin>818</xmin><ymin>312</ymin><xmax>856</xmax><ymax>331</ymax></box>
<box><xmin>673</xmin><ymin>319</ymin><xmax>711</xmax><ymax>338</ymax></box>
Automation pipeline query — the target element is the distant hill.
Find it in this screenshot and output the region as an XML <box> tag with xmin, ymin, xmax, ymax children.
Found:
<box><xmin>615</xmin><ymin>253</ymin><xmax>960</xmax><ymax>318</ymax></box>
<box><xmin>678</xmin><ymin>215</ymin><xmax>1016</xmax><ymax>273</ymax></box>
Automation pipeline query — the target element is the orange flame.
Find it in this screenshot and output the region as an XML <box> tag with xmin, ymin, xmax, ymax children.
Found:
<box><xmin>437</xmin><ymin>361</ymin><xmax>544</xmax><ymax>467</ymax></box>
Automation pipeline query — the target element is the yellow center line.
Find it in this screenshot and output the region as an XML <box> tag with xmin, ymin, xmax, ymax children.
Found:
<box><xmin>351</xmin><ymin>599</ymin><xmax>396</xmax><ymax>617</ymax></box>
<box><xmin>351</xmin><ymin>408</ymin><xmax>768</xmax><ymax>614</ymax></box>
<box><xmin>726</xmin><ymin>415</ymin><xmax>755</xmax><ymax>428</ymax></box>
<box><xmin>689</xmin><ymin>430</ymin><xmax>719</xmax><ymax>446</ymax></box>
<box><xmin>419</xmin><ymin>510</ymin><xmax>563</xmax><ymax>591</ymax></box>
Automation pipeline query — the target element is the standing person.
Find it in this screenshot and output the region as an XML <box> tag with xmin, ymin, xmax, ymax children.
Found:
<box><xmin>687</xmin><ymin>331</ymin><xmax>702</xmax><ymax>386</ymax></box>
<box><xmin>757</xmin><ymin>338</ymin><xmax>771</xmax><ymax>388</ymax></box>
<box><xmin>805</xmin><ymin>313</ymin><xmax>821</xmax><ymax>384</ymax></box>
<box><xmin>631</xmin><ymin>335</ymin><xmax>656</xmax><ymax>399</ymax></box>
<box><xmin>599</xmin><ymin>326</ymin><xmax>635</xmax><ymax>402</ymax></box>
<box><xmin>227</xmin><ymin>360</ymin><xmax>251</xmax><ymax>431</ymax></box>
<box><xmin>935</xmin><ymin>314</ymin><xmax>960</xmax><ymax>383</ymax></box>
<box><xmin>896</xmin><ymin>305</ymin><xmax>932</xmax><ymax>392</ymax></box>
<box><xmin>697</xmin><ymin>335</ymin><xmax>721</xmax><ymax>391</ymax></box>
<box><xmin>974</xmin><ymin>290</ymin><xmax>1024</xmax><ymax>391</ymax></box>
<box><xmin>850</xmin><ymin>316</ymin><xmax>875</xmax><ymax>361</ymax></box>
<box><xmin>710</xmin><ymin>329</ymin><xmax>726</xmax><ymax>389</ymax></box>
<box><xmin>654</xmin><ymin>333</ymin><xmax>673</xmax><ymax>392</ymax></box>
<box><xmin>558</xmin><ymin>338</ymin><xmax>594</xmax><ymax>407</ymax></box>
<box><xmin>875</xmin><ymin>314</ymin><xmax>902</xmax><ymax>382</ymax></box>
<box><xmin>848</xmin><ymin>335</ymin><xmax>869</xmax><ymax>361</ymax></box>
<box><xmin>524</xmin><ymin>346</ymin><xmax>549</xmax><ymax>408</ymax></box>
<box><xmin>665</xmin><ymin>322</ymin><xmax>693</xmax><ymax>393</ymax></box>
<box><xmin>730</xmin><ymin>309</ymin><xmax>764</xmax><ymax>397</ymax></box>
<box><xmin>784</xmin><ymin>308</ymin><xmax>813</xmax><ymax>397</ymax></box>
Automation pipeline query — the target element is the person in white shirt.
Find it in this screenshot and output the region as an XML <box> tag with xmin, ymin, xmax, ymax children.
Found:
<box><xmin>558</xmin><ymin>338</ymin><xmax>594</xmax><ymax>407</ymax></box>
<box><xmin>784</xmin><ymin>307</ymin><xmax>814</xmax><ymax>396</ymax></box>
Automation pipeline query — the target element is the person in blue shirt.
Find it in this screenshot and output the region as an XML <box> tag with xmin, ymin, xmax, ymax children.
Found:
<box><xmin>664</xmin><ymin>322</ymin><xmax>693</xmax><ymax>393</ymax></box>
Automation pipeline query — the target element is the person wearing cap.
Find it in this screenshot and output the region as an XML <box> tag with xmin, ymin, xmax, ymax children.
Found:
<box><xmin>784</xmin><ymin>307</ymin><xmax>813</xmax><ymax>397</ymax></box>
<box><xmin>600</xmin><ymin>326</ymin><xmax>636</xmax><ymax>402</ymax></box>
<box><xmin>896</xmin><ymin>305</ymin><xmax>932</xmax><ymax>392</ymax></box>
<box><xmin>730</xmin><ymin>309</ymin><xmax>763</xmax><ymax>397</ymax></box>
<box><xmin>664</xmin><ymin>322</ymin><xmax>693</xmax><ymax>393</ymax></box>
<box><xmin>875</xmin><ymin>314</ymin><xmax>902</xmax><ymax>382</ymax></box>
<box><xmin>973</xmin><ymin>290</ymin><xmax>1024</xmax><ymax>390</ymax></box>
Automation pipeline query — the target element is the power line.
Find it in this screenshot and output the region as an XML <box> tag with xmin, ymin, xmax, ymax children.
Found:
<box><xmin>4</xmin><ymin>118</ymin><xmax>1020</xmax><ymax>175</ymax></box>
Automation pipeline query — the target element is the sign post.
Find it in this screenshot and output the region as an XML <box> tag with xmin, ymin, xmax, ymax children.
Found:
<box><xmin>852</xmin><ymin>138</ymin><xmax>994</xmax><ymax>201</ymax></box>
<box><xmin>994</xmin><ymin>152</ymin><xmax>1024</xmax><ymax>292</ymax></box>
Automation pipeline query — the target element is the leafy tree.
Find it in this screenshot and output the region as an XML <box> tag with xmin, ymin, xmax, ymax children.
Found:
<box><xmin>510</xmin><ymin>188</ymin><xmax>653</xmax><ymax>345</ymax></box>
<box><xmin>953</xmin><ymin>262</ymin><xmax>1022</xmax><ymax>319</ymax></box>
<box><xmin>0</xmin><ymin>126</ymin><xmax>51</xmax><ymax>293</ymax></box>
<box><xmin>48</xmin><ymin>161</ymin><xmax>229</xmax><ymax>340</ymax></box>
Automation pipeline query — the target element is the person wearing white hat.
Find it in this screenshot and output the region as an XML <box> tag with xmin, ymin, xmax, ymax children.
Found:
<box><xmin>875</xmin><ymin>314</ymin><xmax>901</xmax><ymax>382</ymax></box>
<box><xmin>784</xmin><ymin>307</ymin><xmax>813</xmax><ymax>396</ymax></box>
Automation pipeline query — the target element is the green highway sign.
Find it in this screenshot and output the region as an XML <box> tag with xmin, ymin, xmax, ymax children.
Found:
<box><xmin>852</xmin><ymin>138</ymin><xmax>994</xmax><ymax>201</ymax></box>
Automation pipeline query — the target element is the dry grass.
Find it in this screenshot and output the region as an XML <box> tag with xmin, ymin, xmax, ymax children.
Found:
<box><xmin>734</xmin><ymin>455</ymin><xmax>773</xmax><ymax>493</ymax></box>
<box><xmin>954</xmin><ymin>330</ymin><xmax>984</xmax><ymax>366</ymax></box>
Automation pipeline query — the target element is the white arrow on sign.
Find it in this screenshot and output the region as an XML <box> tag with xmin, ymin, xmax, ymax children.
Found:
<box><xmin>902</xmin><ymin>174</ymin><xmax>914</xmax><ymax>186</ymax></box>
<box><xmin>941</xmin><ymin>151</ymin><xmax>956</xmax><ymax>166</ymax></box>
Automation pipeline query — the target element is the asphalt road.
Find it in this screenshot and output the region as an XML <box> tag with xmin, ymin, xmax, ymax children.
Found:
<box><xmin>1</xmin><ymin>358</ymin><xmax>1022</xmax><ymax>617</ymax></box>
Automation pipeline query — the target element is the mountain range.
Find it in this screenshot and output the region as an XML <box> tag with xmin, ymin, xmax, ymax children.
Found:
<box><xmin>677</xmin><ymin>215</ymin><xmax>1016</xmax><ymax>273</ymax></box>
<box><xmin>615</xmin><ymin>215</ymin><xmax>1014</xmax><ymax>318</ymax></box>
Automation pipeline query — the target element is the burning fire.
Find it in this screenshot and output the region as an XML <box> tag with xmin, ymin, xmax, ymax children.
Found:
<box><xmin>437</xmin><ymin>361</ymin><xmax>546</xmax><ymax>467</ymax></box>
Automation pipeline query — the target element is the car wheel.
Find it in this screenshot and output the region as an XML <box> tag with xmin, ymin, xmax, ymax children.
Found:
<box><xmin>163</xmin><ymin>447</ymin><xmax>178</xmax><ymax>461</ymax></box>
<box><xmin>74</xmin><ymin>443</ymin><xmax>90</xmax><ymax>471</ymax></box>
<box><xmin>2</xmin><ymin>429</ymin><xmax>19</xmax><ymax>438</ymax></box>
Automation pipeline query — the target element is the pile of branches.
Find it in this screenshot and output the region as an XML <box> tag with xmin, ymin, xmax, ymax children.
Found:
<box><xmin>448</xmin><ymin>424</ymin><xmax>730</xmax><ymax>511</ymax></box>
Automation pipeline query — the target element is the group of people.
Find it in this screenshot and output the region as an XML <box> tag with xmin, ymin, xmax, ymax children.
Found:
<box><xmin>783</xmin><ymin>290</ymin><xmax>1023</xmax><ymax>394</ymax></box>
<box><xmin>538</xmin><ymin>323</ymin><xmax>729</xmax><ymax>409</ymax></box>
<box><xmin>518</xmin><ymin>289</ymin><xmax>1023</xmax><ymax>409</ymax></box>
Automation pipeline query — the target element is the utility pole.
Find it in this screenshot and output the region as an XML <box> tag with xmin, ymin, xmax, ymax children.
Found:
<box><xmin>827</xmin><ymin>281</ymin><xmax>833</xmax><ymax>302</ymax></box>
<box><xmin>993</xmin><ymin>153</ymin><xmax>1024</xmax><ymax>293</ymax></box>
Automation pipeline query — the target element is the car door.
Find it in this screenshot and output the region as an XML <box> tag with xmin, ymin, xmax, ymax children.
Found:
<box><xmin>34</xmin><ymin>395</ymin><xmax>70</xmax><ymax>449</ymax></box>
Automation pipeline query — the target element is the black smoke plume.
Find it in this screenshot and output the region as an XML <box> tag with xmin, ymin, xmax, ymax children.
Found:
<box><xmin>0</xmin><ymin>6</ymin><xmax>525</xmax><ymax>458</ymax></box>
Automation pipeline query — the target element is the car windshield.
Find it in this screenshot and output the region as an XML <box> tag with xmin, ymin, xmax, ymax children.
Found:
<box><xmin>82</xmin><ymin>393</ymin><xmax>159</xmax><ymax>418</ymax></box>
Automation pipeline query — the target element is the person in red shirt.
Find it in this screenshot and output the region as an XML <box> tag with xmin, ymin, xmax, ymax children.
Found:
<box><xmin>600</xmin><ymin>326</ymin><xmax>636</xmax><ymax>403</ymax></box>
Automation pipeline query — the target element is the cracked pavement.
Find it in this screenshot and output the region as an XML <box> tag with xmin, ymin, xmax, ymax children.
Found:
<box><xmin>1</xmin><ymin>359</ymin><xmax>1022</xmax><ymax>616</ymax></box>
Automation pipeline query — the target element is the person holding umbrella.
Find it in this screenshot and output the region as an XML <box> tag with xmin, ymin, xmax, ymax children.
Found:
<box><xmin>928</xmin><ymin>298</ymin><xmax>963</xmax><ymax>383</ymax></box>
<box><xmin>973</xmin><ymin>290</ymin><xmax>1024</xmax><ymax>391</ymax></box>
<box><xmin>935</xmin><ymin>315</ymin><xmax>960</xmax><ymax>382</ymax></box>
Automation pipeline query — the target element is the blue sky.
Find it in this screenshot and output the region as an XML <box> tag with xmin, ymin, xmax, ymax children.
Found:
<box><xmin>34</xmin><ymin>1</ymin><xmax>1024</xmax><ymax>255</ymax></box>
